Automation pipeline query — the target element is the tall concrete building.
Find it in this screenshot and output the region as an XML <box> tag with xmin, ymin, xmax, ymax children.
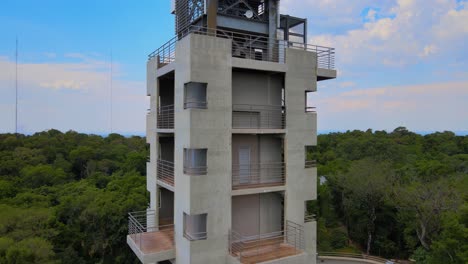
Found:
<box><xmin>127</xmin><ymin>1</ymin><xmax>336</xmax><ymax>263</ymax></box>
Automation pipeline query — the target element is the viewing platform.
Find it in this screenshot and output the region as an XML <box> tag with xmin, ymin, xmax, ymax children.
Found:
<box><xmin>148</xmin><ymin>26</ymin><xmax>336</xmax><ymax>81</ymax></box>
<box><xmin>127</xmin><ymin>210</ymin><xmax>175</xmax><ymax>264</ymax></box>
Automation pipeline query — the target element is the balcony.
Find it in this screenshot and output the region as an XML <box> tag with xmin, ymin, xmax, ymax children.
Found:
<box><xmin>305</xmin><ymin>160</ymin><xmax>317</xmax><ymax>168</ymax></box>
<box><xmin>127</xmin><ymin>210</ymin><xmax>175</xmax><ymax>263</ymax></box>
<box><xmin>229</xmin><ymin>221</ymin><xmax>304</xmax><ymax>264</ymax></box>
<box><xmin>148</xmin><ymin>26</ymin><xmax>335</xmax><ymax>70</ymax></box>
<box><xmin>157</xmin><ymin>104</ymin><xmax>174</xmax><ymax>129</ymax></box>
<box><xmin>232</xmin><ymin>104</ymin><xmax>285</xmax><ymax>130</ymax></box>
<box><xmin>232</xmin><ymin>162</ymin><xmax>285</xmax><ymax>190</ymax></box>
<box><xmin>157</xmin><ymin>159</ymin><xmax>174</xmax><ymax>187</ymax></box>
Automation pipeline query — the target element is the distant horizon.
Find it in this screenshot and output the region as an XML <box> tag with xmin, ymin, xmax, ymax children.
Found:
<box><xmin>1</xmin><ymin>1</ymin><xmax>467</xmax><ymax>135</ymax></box>
<box><xmin>3</xmin><ymin>128</ymin><xmax>467</xmax><ymax>137</ymax></box>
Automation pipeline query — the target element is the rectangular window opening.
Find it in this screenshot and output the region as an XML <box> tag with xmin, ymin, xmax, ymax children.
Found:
<box><xmin>305</xmin><ymin>146</ymin><xmax>317</xmax><ymax>168</ymax></box>
<box><xmin>183</xmin><ymin>148</ymin><xmax>207</xmax><ymax>175</ymax></box>
<box><xmin>183</xmin><ymin>212</ymin><xmax>207</xmax><ymax>241</ymax></box>
<box><xmin>184</xmin><ymin>82</ymin><xmax>207</xmax><ymax>109</ymax></box>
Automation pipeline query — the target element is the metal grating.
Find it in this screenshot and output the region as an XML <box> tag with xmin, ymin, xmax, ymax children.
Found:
<box><xmin>218</xmin><ymin>0</ymin><xmax>268</xmax><ymax>22</ymax></box>
<box><xmin>175</xmin><ymin>0</ymin><xmax>205</xmax><ymax>35</ymax></box>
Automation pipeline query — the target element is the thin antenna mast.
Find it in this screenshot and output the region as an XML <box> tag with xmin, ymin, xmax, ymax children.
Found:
<box><xmin>110</xmin><ymin>51</ymin><xmax>113</xmax><ymax>134</ymax></box>
<box><xmin>15</xmin><ymin>37</ymin><xmax>18</xmax><ymax>135</ymax></box>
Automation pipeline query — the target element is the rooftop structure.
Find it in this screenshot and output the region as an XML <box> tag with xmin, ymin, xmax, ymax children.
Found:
<box><xmin>127</xmin><ymin>1</ymin><xmax>336</xmax><ymax>263</ymax></box>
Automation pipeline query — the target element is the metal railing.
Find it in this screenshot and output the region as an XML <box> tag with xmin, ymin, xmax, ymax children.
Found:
<box><xmin>232</xmin><ymin>162</ymin><xmax>285</xmax><ymax>189</ymax></box>
<box><xmin>157</xmin><ymin>159</ymin><xmax>174</xmax><ymax>186</ymax></box>
<box><xmin>229</xmin><ymin>220</ymin><xmax>304</xmax><ymax>262</ymax></box>
<box><xmin>318</xmin><ymin>252</ymin><xmax>391</xmax><ymax>263</ymax></box>
<box><xmin>184</xmin><ymin>101</ymin><xmax>208</xmax><ymax>109</ymax></box>
<box><xmin>183</xmin><ymin>166</ymin><xmax>207</xmax><ymax>176</ymax></box>
<box><xmin>232</xmin><ymin>104</ymin><xmax>285</xmax><ymax>129</ymax></box>
<box><xmin>157</xmin><ymin>104</ymin><xmax>174</xmax><ymax>129</ymax></box>
<box><xmin>305</xmin><ymin>106</ymin><xmax>316</xmax><ymax>113</ymax></box>
<box><xmin>128</xmin><ymin>210</ymin><xmax>174</xmax><ymax>253</ymax></box>
<box><xmin>305</xmin><ymin>160</ymin><xmax>317</xmax><ymax>168</ymax></box>
<box><xmin>148</xmin><ymin>36</ymin><xmax>177</xmax><ymax>69</ymax></box>
<box><xmin>304</xmin><ymin>213</ymin><xmax>316</xmax><ymax>223</ymax></box>
<box><xmin>148</xmin><ymin>25</ymin><xmax>335</xmax><ymax>70</ymax></box>
<box><xmin>183</xmin><ymin>231</ymin><xmax>208</xmax><ymax>241</ymax></box>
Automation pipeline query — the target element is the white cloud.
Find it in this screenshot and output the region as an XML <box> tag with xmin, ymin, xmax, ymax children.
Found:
<box><xmin>313</xmin><ymin>81</ymin><xmax>468</xmax><ymax>131</ymax></box>
<box><xmin>300</xmin><ymin>0</ymin><xmax>468</xmax><ymax>68</ymax></box>
<box><xmin>40</xmin><ymin>80</ymin><xmax>86</xmax><ymax>90</ymax></box>
<box><xmin>0</xmin><ymin>55</ymin><xmax>147</xmax><ymax>134</ymax></box>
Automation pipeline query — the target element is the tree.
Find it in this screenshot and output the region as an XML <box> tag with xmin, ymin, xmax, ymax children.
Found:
<box><xmin>395</xmin><ymin>177</ymin><xmax>461</xmax><ymax>250</ymax></box>
<box><xmin>5</xmin><ymin>237</ymin><xmax>56</xmax><ymax>264</ymax></box>
<box><xmin>20</xmin><ymin>165</ymin><xmax>68</xmax><ymax>188</ymax></box>
<box><xmin>331</xmin><ymin>158</ymin><xmax>394</xmax><ymax>255</ymax></box>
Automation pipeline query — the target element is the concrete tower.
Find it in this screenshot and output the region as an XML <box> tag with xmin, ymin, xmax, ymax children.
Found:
<box><xmin>127</xmin><ymin>1</ymin><xmax>336</xmax><ymax>263</ymax></box>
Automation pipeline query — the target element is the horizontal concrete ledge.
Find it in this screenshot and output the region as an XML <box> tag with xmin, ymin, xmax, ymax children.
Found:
<box><xmin>156</xmin><ymin>129</ymin><xmax>175</xmax><ymax>134</ymax></box>
<box><xmin>232</xmin><ymin>128</ymin><xmax>286</xmax><ymax>134</ymax></box>
<box><xmin>318</xmin><ymin>256</ymin><xmax>385</xmax><ymax>264</ymax></box>
<box><xmin>156</xmin><ymin>62</ymin><xmax>175</xmax><ymax>78</ymax></box>
<box><xmin>232</xmin><ymin>57</ymin><xmax>287</xmax><ymax>73</ymax></box>
<box><xmin>317</xmin><ymin>68</ymin><xmax>337</xmax><ymax>81</ymax></box>
<box><xmin>231</xmin><ymin>185</ymin><xmax>286</xmax><ymax>196</ymax></box>
<box><xmin>157</xmin><ymin>180</ymin><xmax>174</xmax><ymax>192</ymax></box>
<box><xmin>259</xmin><ymin>252</ymin><xmax>307</xmax><ymax>264</ymax></box>
<box><xmin>127</xmin><ymin>235</ymin><xmax>175</xmax><ymax>264</ymax></box>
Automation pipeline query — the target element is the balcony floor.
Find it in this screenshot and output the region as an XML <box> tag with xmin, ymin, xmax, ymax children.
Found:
<box><xmin>232</xmin><ymin>181</ymin><xmax>284</xmax><ymax>191</ymax></box>
<box><xmin>232</xmin><ymin>240</ymin><xmax>302</xmax><ymax>264</ymax></box>
<box><xmin>129</xmin><ymin>227</ymin><xmax>174</xmax><ymax>254</ymax></box>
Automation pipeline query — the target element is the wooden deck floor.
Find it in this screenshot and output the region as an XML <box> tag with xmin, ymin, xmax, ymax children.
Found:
<box><xmin>231</xmin><ymin>238</ymin><xmax>302</xmax><ymax>264</ymax></box>
<box><xmin>130</xmin><ymin>227</ymin><xmax>175</xmax><ymax>254</ymax></box>
<box><xmin>232</xmin><ymin>181</ymin><xmax>284</xmax><ymax>190</ymax></box>
<box><xmin>241</xmin><ymin>244</ymin><xmax>301</xmax><ymax>264</ymax></box>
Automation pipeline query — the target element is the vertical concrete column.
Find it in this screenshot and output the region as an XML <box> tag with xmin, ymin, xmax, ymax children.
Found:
<box><xmin>147</xmin><ymin>57</ymin><xmax>159</xmax><ymax>212</ymax></box>
<box><xmin>174</xmin><ymin>34</ymin><xmax>232</xmax><ymax>264</ymax></box>
<box><xmin>284</xmin><ymin>48</ymin><xmax>318</xmax><ymax>264</ymax></box>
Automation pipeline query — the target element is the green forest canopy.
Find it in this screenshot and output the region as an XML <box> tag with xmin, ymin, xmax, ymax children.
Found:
<box><xmin>0</xmin><ymin>127</ymin><xmax>466</xmax><ymax>263</ymax></box>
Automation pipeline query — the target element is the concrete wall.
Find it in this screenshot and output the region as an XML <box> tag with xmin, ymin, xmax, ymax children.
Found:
<box><xmin>174</xmin><ymin>33</ymin><xmax>232</xmax><ymax>264</ymax></box>
<box><xmin>147</xmin><ymin>57</ymin><xmax>157</xmax><ymax>96</ymax></box>
<box><xmin>284</xmin><ymin>48</ymin><xmax>318</xmax><ymax>263</ymax></box>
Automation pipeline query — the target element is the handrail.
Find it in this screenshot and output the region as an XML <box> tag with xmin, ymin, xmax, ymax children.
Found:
<box><xmin>157</xmin><ymin>159</ymin><xmax>174</xmax><ymax>186</ymax></box>
<box><xmin>230</xmin><ymin>220</ymin><xmax>304</xmax><ymax>262</ymax></box>
<box><xmin>232</xmin><ymin>162</ymin><xmax>285</xmax><ymax>189</ymax></box>
<box><xmin>184</xmin><ymin>101</ymin><xmax>208</xmax><ymax>109</ymax></box>
<box><xmin>318</xmin><ymin>252</ymin><xmax>391</xmax><ymax>263</ymax></box>
<box><xmin>305</xmin><ymin>106</ymin><xmax>316</xmax><ymax>113</ymax></box>
<box><xmin>157</xmin><ymin>104</ymin><xmax>174</xmax><ymax>129</ymax></box>
<box><xmin>304</xmin><ymin>213</ymin><xmax>316</xmax><ymax>223</ymax></box>
<box><xmin>232</xmin><ymin>104</ymin><xmax>285</xmax><ymax>129</ymax></box>
<box><xmin>128</xmin><ymin>210</ymin><xmax>175</xmax><ymax>253</ymax></box>
<box><xmin>305</xmin><ymin>160</ymin><xmax>317</xmax><ymax>168</ymax></box>
<box><xmin>183</xmin><ymin>166</ymin><xmax>208</xmax><ymax>175</ymax></box>
<box><xmin>148</xmin><ymin>25</ymin><xmax>336</xmax><ymax>69</ymax></box>
<box><xmin>183</xmin><ymin>231</ymin><xmax>208</xmax><ymax>241</ymax></box>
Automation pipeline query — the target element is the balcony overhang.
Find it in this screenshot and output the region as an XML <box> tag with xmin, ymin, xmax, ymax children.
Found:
<box><xmin>127</xmin><ymin>233</ymin><xmax>175</xmax><ymax>264</ymax></box>
<box><xmin>232</xmin><ymin>185</ymin><xmax>286</xmax><ymax>196</ymax></box>
<box><xmin>317</xmin><ymin>68</ymin><xmax>337</xmax><ymax>81</ymax></box>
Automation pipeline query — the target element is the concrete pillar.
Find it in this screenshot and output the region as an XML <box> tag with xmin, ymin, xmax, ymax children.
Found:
<box><xmin>174</xmin><ymin>33</ymin><xmax>232</xmax><ymax>264</ymax></box>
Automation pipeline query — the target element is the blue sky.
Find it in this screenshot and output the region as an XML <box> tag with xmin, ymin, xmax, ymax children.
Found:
<box><xmin>0</xmin><ymin>0</ymin><xmax>467</xmax><ymax>135</ymax></box>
